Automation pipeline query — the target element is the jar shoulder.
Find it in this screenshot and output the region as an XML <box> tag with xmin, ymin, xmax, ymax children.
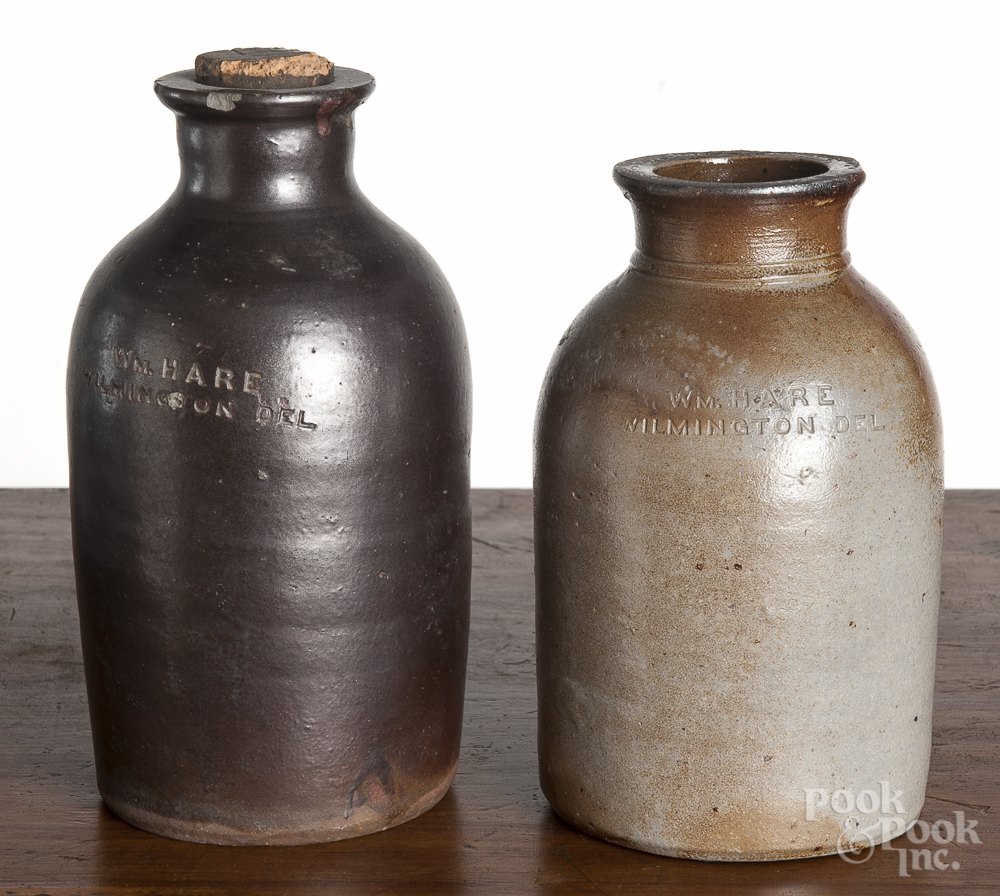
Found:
<box><xmin>541</xmin><ymin>266</ymin><xmax>938</xmax><ymax>410</ymax></box>
<box><xmin>77</xmin><ymin>197</ymin><xmax>458</xmax><ymax>310</ymax></box>
<box><xmin>67</xmin><ymin>197</ymin><xmax>472</xmax><ymax>447</ymax></box>
<box><xmin>69</xmin><ymin>198</ymin><xmax>470</xmax><ymax>379</ymax></box>
<box><xmin>535</xmin><ymin>266</ymin><xmax>942</xmax><ymax>480</ymax></box>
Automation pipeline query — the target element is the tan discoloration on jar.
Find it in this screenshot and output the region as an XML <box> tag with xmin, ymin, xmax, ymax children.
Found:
<box><xmin>534</xmin><ymin>152</ymin><xmax>943</xmax><ymax>861</ymax></box>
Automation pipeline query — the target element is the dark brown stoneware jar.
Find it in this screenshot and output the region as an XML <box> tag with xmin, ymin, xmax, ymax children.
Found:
<box><xmin>66</xmin><ymin>51</ymin><xmax>472</xmax><ymax>845</ymax></box>
<box><xmin>535</xmin><ymin>152</ymin><xmax>943</xmax><ymax>860</ymax></box>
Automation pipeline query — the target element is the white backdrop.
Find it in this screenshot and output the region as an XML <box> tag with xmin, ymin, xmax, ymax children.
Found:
<box><xmin>4</xmin><ymin>1</ymin><xmax>997</xmax><ymax>487</ymax></box>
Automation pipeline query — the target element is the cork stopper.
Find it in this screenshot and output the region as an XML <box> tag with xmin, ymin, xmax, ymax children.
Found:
<box><xmin>194</xmin><ymin>48</ymin><xmax>335</xmax><ymax>89</ymax></box>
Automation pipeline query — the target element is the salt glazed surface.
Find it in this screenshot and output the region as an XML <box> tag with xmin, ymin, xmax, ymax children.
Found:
<box><xmin>534</xmin><ymin>152</ymin><xmax>943</xmax><ymax>861</ymax></box>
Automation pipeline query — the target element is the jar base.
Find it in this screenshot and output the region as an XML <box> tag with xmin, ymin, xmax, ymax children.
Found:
<box><xmin>549</xmin><ymin>803</ymin><xmax>913</xmax><ymax>862</ymax></box>
<box><xmin>102</xmin><ymin>759</ymin><xmax>458</xmax><ymax>846</ymax></box>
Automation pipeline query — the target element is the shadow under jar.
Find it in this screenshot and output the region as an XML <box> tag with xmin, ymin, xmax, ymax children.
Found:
<box><xmin>534</xmin><ymin>151</ymin><xmax>943</xmax><ymax>860</ymax></box>
<box><xmin>66</xmin><ymin>54</ymin><xmax>472</xmax><ymax>845</ymax></box>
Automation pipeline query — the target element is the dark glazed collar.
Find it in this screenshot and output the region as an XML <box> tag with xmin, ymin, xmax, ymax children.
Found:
<box><xmin>154</xmin><ymin>67</ymin><xmax>375</xmax><ymax>121</ymax></box>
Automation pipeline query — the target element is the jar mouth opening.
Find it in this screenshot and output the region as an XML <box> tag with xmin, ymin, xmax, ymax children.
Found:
<box><xmin>615</xmin><ymin>151</ymin><xmax>865</xmax><ymax>199</ymax></box>
<box><xmin>653</xmin><ymin>156</ymin><xmax>830</xmax><ymax>184</ymax></box>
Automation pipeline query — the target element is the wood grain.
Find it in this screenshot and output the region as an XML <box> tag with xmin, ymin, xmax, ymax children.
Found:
<box><xmin>0</xmin><ymin>489</ymin><xmax>996</xmax><ymax>894</ymax></box>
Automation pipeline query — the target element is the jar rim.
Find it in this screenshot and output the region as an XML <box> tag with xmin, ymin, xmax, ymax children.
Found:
<box><xmin>154</xmin><ymin>67</ymin><xmax>375</xmax><ymax>120</ymax></box>
<box><xmin>613</xmin><ymin>151</ymin><xmax>865</xmax><ymax>199</ymax></box>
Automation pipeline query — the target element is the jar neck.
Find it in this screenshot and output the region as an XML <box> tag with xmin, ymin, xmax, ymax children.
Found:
<box><xmin>174</xmin><ymin>116</ymin><xmax>359</xmax><ymax>213</ymax></box>
<box><xmin>154</xmin><ymin>67</ymin><xmax>375</xmax><ymax>216</ymax></box>
<box><xmin>614</xmin><ymin>152</ymin><xmax>865</xmax><ymax>281</ymax></box>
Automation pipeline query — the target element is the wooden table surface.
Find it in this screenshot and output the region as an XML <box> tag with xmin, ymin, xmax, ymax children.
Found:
<box><xmin>1</xmin><ymin>489</ymin><xmax>996</xmax><ymax>894</ymax></box>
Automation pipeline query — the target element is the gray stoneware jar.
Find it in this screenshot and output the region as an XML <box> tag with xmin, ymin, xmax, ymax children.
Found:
<box><xmin>66</xmin><ymin>50</ymin><xmax>472</xmax><ymax>845</ymax></box>
<box><xmin>534</xmin><ymin>151</ymin><xmax>943</xmax><ymax>860</ymax></box>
